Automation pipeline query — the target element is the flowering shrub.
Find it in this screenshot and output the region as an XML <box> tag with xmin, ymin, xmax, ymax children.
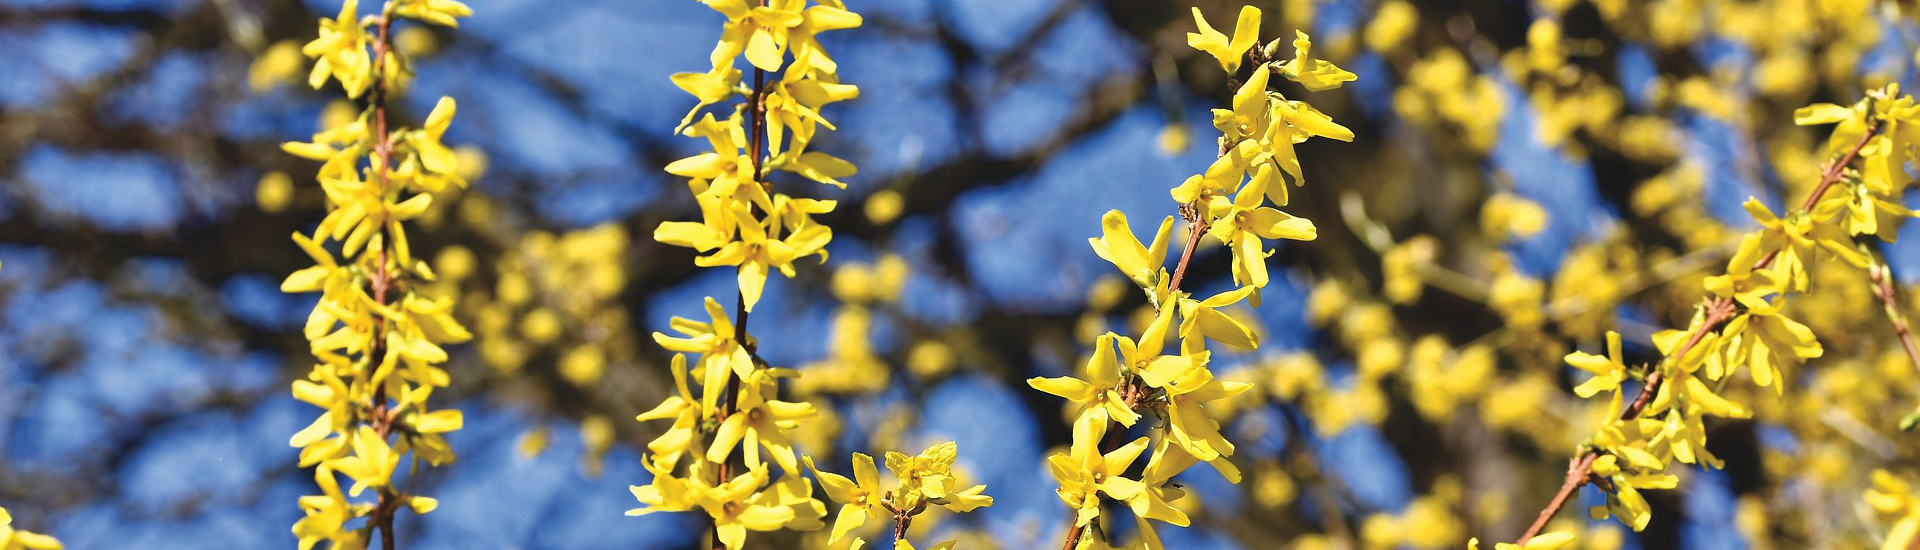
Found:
<box><xmin>13</xmin><ymin>0</ymin><xmax>1920</xmax><ymax>549</ymax></box>
<box><xmin>1481</xmin><ymin>86</ymin><xmax>1920</xmax><ymax>549</ymax></box>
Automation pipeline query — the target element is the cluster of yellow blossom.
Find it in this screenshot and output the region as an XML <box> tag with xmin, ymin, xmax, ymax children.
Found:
<box><xmin>1171</xmin><ymin>1</ymin><xmax>1920</xmax><ymax>547</ymax></box>
<box><xmin>1392</xmin><ymin>48</ymin><xmax>1506</xmax><ymax>155</ymax></box>
<box><xmin>1512</xmin><ymin>85</ymin><xmax>1920</xmax><ymax>546</ymax></box>
<box><xmin>1027</xmin><ymin>6</ymin><xmax>1355</xmax><ymax>548</ymax></box>
<box><xmin>278</xmin><ymin>0</ymin><xmax>472</xmax><ymax>548</ymax></box>
<box><xmin>653</xmin><ymin>0</ymin><xmax>863</xmax><ymax>313</ymax></box>
<box><xmin>463</xmin><ymin>224</ymin><xmax>632</xmax><ymax>387</ymax></box>
<box><xmin>629</xmin><ymin>2</ymin><xmax>900</xmax><ymax>549</ymax></box>
<box><xmin>1299</xmin><ymin>274</ymin><xmax>1530</xmax><ymax>445</ymax></box>
<box><xmin>0</xmin><ymin>507</ymin><xmax>60</xmax><ymax>550</ymax></box>
<box><xmin>802</xmin><ymin>442</ymin><xmax>992</xmax><ymax>549</ymax></box>
<box><xmin>1170</xmin><ymin>6</ymin><xmax>1352</xmax><ymax>292</ymax></box>
<box><xmin>794</xmin><ymin>256</ymin><xmax>910</xmax><ymax>396</ymax></box>
<box><xmin>626</xmin><ymin>348</ymin><xmax>827</xmax><ymax>549</ymax></box>
<box><xmin>455</xmin><ymin>222</ymin><xmax>635</xmax><ymax>473</ymax></box>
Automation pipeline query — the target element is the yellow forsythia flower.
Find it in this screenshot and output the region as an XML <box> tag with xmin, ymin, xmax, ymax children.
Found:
<box><xmin>1468</xmin><ymin>532</ymin><xmax>1574</xmax><ymax>550</ymax></box>
<box><xmin>0</xmin><ymin>507</ymin><xmax>63</xmax><ymax>550</ymax></box>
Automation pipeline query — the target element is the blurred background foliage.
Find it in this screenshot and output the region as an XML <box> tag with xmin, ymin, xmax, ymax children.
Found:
<box><xmin>6</xmin><ymin>0</ymin><xmax>1920</xmax><ymax>548</ymax></box>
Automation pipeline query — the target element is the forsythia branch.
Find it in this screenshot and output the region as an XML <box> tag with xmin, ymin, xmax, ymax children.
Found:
<box><xmin>281</xmin><ymin>1</ymin><xmax>473</xmax><ymax>549</ymax></box>
<box><xmin>1514</xmin><ymin>119</ymin><xmax>1883</xmax><ymax>546</ymax></box>
<box><xmin>1039</xmin><ymin>5</ymin><xmax>1354</xmax><ymax>549</ymax></box>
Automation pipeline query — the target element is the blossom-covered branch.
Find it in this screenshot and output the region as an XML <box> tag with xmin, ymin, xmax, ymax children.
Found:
<box><xmin>1031</xmin><ymin>6</ymin><xmax>1355</xmax><ymax>549</ymax></box>
<box><xmin>280</xmin><ymin>1</ymin><xmax>474</xmax><ymax>548</ymax></box>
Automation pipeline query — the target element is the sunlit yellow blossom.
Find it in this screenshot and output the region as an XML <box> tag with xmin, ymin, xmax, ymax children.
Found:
<box><xmin>1129</xmin><ymin>439</ymin><xmax>1199</xmax><ymax>548</ymax></box>
<box><xmin>653</xmin><ymin>296</ymin><xmax>754</xmax><ymax>407</ymax></box>
<box><xmin>1089</xmin><ymin>210</ymin><xmax>1174</xmax><ymax>294</ymax></box>
<box><xmin>1467</xmin><ymin>532</ymin><xmax>1574</xmax><ymax>550</ymax></box>
<box><xmin>1187</xmin><ymin>6</ymin><xmax>1261</xmax><ymax>73</ymax></box>
<box><xmin>1176</xmin><ymin>285</ymin><xmax>1259</xmax><ymax>351</ymax></box>
<box><xmin>708</xmin><ymin>371</ymin><xmax>816</xmax><ymax>473</ymax></box>
<box><xmin>1030</xmin><ymin>333</ymin><xmax>1142</xmax><ymax>427</ymax></box>
<box><xmin>694</xmin><ymin>202</ymin><xmax>830</xmax><ymax>312</ymax></box>
<box><xmin>1048</xmin><ymin>415</ymin><xmax>1151</xmax><ymax>528</ymax></box>
<box><xmin>301</xmin><ymin>0</ymin><xmax>371</xmax><ymax>97</ymax></box>
<box><xmin>625</xmin><ymin>454</ymin><xmax>696</xmax><ymax>516</ymax></box>
<box><xmin>292</xmin><ymin>466</ymin><xmax>354</xmax><ymax>550</ymax></box>
<box><xmin>1121</xmin><ymin>307</ymin><xmax>1211</xmax><ymax>394</ymax></box>
<box><xmin>1213</xmin><ymin>66</ymin><xmax>1274</xmax><ymax>145</ymax></box>
<box><xmin>1702</xmin><ymin>237</ymin><xmax>1821</xmax><ymax>390</ymax></box>
<box><xmin>765</xmin><ymin>70</ymin><xmax>860</xmax><ymax>177</ymax></box>
<box><xmin>694</xmin><ymin>465</ymin><xmax>797</xmax><ymax>550</ymax></box>
<box><xmin>1159</xmin><ymin>361</ymin><xmax>1252</xmax><ymax>465</ymax></box>
<box><xmin>1206</xmin><ymin>164</ymin><xmax>1316</xmax><ymax>288</ymax></box>
<box><xmin>885</xmin><ymin>442</ymin><xmax>994</xmax><ymax>513</ymax></box>
<box><xmin>1279</xmin><ymin>31</ymin><xmax>1357</xmax><ymax>91</ymax></box>
<box><xmin>668</xmin><ymin>113</ymin><xmax>769</xmax><ymax>205</ymax></box>
<box><xmin>399</xmin><ymin>97</ymin><xmax>466</xmax><ymax>193</ymax></box>
<box><xmin>806</xmin><ymin>453</ymin><xmax>884</xmax><ymax>547</ymax></box>
<box><xmin>392</xmin><ymin>0</ymin><xmax>472</xmax><ymax>28</ymax></box>
<box><xmin>1586</xmin><ymin>450</ymin><xmax>1674</xmax><ymax>530</ymax></box>
<box><xmin>1565</xmin><ymin>330</ymin><xmax>1629</xmax><ymax>415</ymax></box>
<box><xmin>634</xmin><ymin>354</ymin><xmax>706</xmax><ymax>466</ymax></box>
<box><xmin>703</xmin><ymin>0</ymin><xmax>803</xmax><ymax>72</ymax></box>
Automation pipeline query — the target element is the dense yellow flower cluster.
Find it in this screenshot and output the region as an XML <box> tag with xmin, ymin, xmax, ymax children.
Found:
<box><xmin>802</xmin><ymin>442</ymin><xmax>992</xmax><ymax>549</ymax></box>
<box><xmin>1171</xmin><ymin>7</ymin><xmax>1351</xmax><ymax>291</ymax></box>
<box><xmin>1506</xmin><ymin>85</ymin><xmax>1920</xmax><ymax>547</ymax></box>
<box><xmin>0</xmin><ymin>507</ymin><xmax>60</xmax><ymax>550</ymax></box>
<box><xmin>463</xmin><ymin>224</ymin><xmax>632</xmax><ymax>388</ymax></box>
<box><xmin>794</xmin><ymin>255</ymin><xmax>910</xmax><ymax>396</ymax></box>
<box><xmin>629</xmin><ymin>2</ymin><xmax>985</xmax><ymax>550</ymax></box>
<box><xmin>1028</xmin><ymin>6</ymin><xmax>1355</xmax><ymax>549</ymax></box>
<box><xmin>278</xmin><ymin>0</ymin><xmax>472</xmax><ymax>548</ymax></box>
<box><xmin>653</xmin><ymin>0</ymin><xmax>862</xmax><ymax>313</ymax></box>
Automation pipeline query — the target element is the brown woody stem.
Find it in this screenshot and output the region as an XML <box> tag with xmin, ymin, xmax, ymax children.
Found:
<box><xmin>1165</xmin><ymin>200</ymin><xmax>1207</xmax><ymax>299</ymax></box>
<box><xmin>1868</xmin><ymin>253</ymin><xmax>1920</xmax><ymax>378</ymax></box>
<box><xmin>1059</xmin><ymin>522</ymin><xmax>1083</xmax><ymax>550</ymax></box>
<box><xmin>365</xmin><ymin>7</ymin><xmax>403</xmax><ymax>550</ymax></box>
<box><xmin>711</xmin><ymin>11</ymin><xmax>770</xmax><ymax>546</ymax></box>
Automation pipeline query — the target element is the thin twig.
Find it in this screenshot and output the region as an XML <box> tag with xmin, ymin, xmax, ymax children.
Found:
<box><xmin>1164</xmin><ymin>136</ymin><xmax>1234</xmax><ymax>301</ymax></box>
<box><xmin>1868</xmin><ymin>251</ymin><xmax>1920</xmax><ymax>378</ymax></box>
<box><xmin>1165</xmin><ymin>200</ymin><xmax>1206</xmax><ymax>298</ymax></box>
